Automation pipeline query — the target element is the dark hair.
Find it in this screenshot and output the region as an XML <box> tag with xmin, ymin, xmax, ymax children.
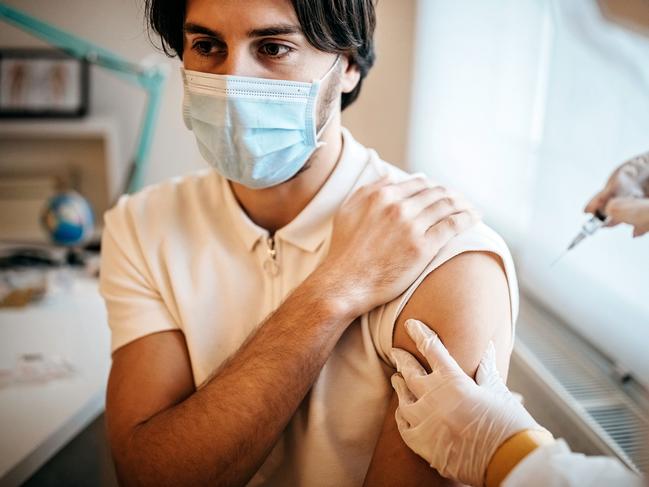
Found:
<box><xmin>145</xmin><ymin>0</ymin><xmax>376</xmax><ymax>110</ymax></box>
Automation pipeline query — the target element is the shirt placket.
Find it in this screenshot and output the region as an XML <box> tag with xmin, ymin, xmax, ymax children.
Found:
<box><xmin>262</xmin><ymin>233</ymin><xmax>282</xmax><ymax>310</ymax></box>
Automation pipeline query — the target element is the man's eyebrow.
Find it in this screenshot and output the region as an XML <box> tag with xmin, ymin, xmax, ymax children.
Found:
<box><xmin>183</xmin><ymin>22</ymin><xmax>302</xmax><ymax>40</ymax></box>
<box><xmin>247</xmin><ymin>24</ymin><xmax>302</xmax><ymax>38</ymax></box>
<box><xmin>183</xmin><ymin>22</ymin><xmax>224</xmax><ymax>40</ymax></box>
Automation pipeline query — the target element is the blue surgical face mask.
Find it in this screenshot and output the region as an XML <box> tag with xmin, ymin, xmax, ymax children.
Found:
<box><xmin>181</xmin><ymin>57</ymin><xmax>340</xmax><ymax>189</ymax></box>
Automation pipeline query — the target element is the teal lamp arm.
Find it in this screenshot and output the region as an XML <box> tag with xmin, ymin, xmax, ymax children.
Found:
<box><xmin>0</xmin><ymin>3</ymin><xmax>169</xmax><ymax>194</ymax></box>
<box><xmin>128</xmin><ymin>67</ymin><xmax>166</xmax><ymax>193</ymax></box>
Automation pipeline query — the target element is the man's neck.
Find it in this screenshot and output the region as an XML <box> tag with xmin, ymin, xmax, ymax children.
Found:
<box><xmin>229</xmin><ymin>122</ymin><xmax>344</xmax><ymax>234</ymax></box>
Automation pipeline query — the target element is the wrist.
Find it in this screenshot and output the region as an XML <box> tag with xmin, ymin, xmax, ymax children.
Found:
<box><xmin>302</xmin><ymin>267</ymin><xmax>363</xmax><ymax>323</ymax></box>
<box><xmin>485</xmin><ymin>429</ymin><xmax>555</xmax><ymax>487</ymax></box>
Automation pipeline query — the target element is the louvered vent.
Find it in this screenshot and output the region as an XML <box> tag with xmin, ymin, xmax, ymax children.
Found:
<box><xmin>516</xmin><ymin>298</ymin><xmax>649</xmax><ymax>475</ymax></box>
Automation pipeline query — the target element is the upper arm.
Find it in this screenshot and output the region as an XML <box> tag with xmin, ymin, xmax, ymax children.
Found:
<box><xmin>394</xmin><ymin>250</ymin><xmax>512</xmax><ymax>378</ymax></box>
<box><xmin>106</xmin><ymin>330</ymin><xmax>195</xmax><ymax>465</ymax></box>
<box><xmin>100</xmin><ymin>198</ymin><xmax>197</xmax><ymax>478</ymax></box>
<box><xmin>363</xmin><ymin>251</ymin><xmax>513</xmax><ymax>486</ymax></box>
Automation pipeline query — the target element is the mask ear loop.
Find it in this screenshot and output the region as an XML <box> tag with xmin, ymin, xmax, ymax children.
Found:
<box><xmin>309</xmin><ymin>55</ymin><xmax>341</xmax><ymax>147</ymax></box>
<box><xmin>180</xmin><ymin>67</ymin><xmax>194</xmax><ymax>130</ymax></box>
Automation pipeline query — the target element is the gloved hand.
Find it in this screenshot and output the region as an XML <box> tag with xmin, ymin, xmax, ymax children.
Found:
<box><xmin>585</xmin><ymin>152</ymin><xmax>649</xmax><ymax>237</ymax></box>
<box><xmin>391</xmin><ymin>319</ymin><xmax>544</xmax><ymax>487</ymax></box>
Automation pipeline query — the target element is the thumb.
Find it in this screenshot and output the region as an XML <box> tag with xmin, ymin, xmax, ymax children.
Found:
<box><xmin>585</xmin><ymin>187</ymin><xmax>614</xmax><ymax>215</ymax></box>
<box><xmin>605</xmin><ymin>197</ymin><xmax>649</xmax><ymax>236</ymax></box>
<box><xmin>394</xmin><ymin>405</ymin><xmax>412</xmax><ymax>434</ymax></box>
<box><xmin>475</xmin><ymin>341</ymin><xmax>506</xmax><ymax>392</ymax></box>
<box><xmin>391</xmin><ymin>373</ymin><xmax>417</xmax><ymax>407</ymax></box>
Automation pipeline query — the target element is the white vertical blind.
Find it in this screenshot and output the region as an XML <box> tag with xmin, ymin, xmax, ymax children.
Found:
<box><xmin>408</xmin><ymin>0</ymin><xmax>649</xmax><ymax>388</ymax></box>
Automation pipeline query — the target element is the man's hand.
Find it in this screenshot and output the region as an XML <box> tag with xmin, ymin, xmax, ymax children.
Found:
<box><xmin>315</xmin><ymin>175</ymin><xmax>480</xmax><ymax>317</ymax></box>
<box><xmin>391</xmin><ymin>319</ymin><xmax>543</xmax><ymax>487</ymax></box>
<box><xmin>585</xmin><ymin>152</ymin><xmax>649</xmax><ymax>237</ymax></box>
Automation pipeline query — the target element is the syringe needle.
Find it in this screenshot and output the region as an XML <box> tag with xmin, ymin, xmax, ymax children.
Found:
<box><xmin>551</xmin><ymin>212</ymin><xmax>607</xmax><ymax>268</ymax></box>
<box><xmin>550</xmin><ymin>250</ymin><xmax>567</xmax><ymax>267</ymax></box>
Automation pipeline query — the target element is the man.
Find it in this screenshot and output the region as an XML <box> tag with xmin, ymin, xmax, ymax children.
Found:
<box><xmin>99</xmin><ymin>0</ymin><xmax>516</xmax><ymax>485</ymax></box>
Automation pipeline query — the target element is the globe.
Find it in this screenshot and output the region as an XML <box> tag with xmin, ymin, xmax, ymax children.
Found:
<box><xmin>41</xmin><ymin>191</ymin><xmax>95</xmax><ymax>246</ymax></box>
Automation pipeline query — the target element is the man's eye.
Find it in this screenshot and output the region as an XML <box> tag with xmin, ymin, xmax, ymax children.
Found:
<box><xmin>259</xmin><ymin>43</ymin><xmax>292</xmax><ymax>58</ymax></box>
<box><xmin>192</xmin><ymin>39</ymin><xmax>223</xmax><ymax>57</ymax></box>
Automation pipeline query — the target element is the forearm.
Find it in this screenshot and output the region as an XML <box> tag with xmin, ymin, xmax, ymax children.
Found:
<box><xmin>117</xmin><ymin>274</ymin><xmax>355</xmax><ymax>486</ymax></box>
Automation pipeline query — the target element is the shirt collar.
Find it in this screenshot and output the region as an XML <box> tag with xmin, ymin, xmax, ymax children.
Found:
<box><xmin>220</xmin><ymin>174</ymin><xmax>267</xmax><ymax>252</ymax></box>
<box><xmin>221</xmin><ymin>127</ymin><xmax>371</xmax><ymax>253</ymax></box>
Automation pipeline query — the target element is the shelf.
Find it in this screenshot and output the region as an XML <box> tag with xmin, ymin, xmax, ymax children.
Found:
<box><xmin>0</xmin><ymin>116</ymin><xmax>118</xmax><ymax>140</ymax></box>
<box><xmin>0</xmin><ymin>116</ymin><xmax>122</xmax><ymax>241</ymax></box>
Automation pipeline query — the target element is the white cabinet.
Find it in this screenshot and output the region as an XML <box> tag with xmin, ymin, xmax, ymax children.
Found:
<box><xmin>0</xmin><ymin>272</ymin><xmax>111</xmax><ymax>487</ymax></box>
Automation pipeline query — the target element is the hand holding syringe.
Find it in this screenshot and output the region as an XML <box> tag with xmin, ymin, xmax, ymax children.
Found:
<box><xmin>585</xmin><ymin>151</ymin><xmax>649</xmax><ymax>234</ymax></box>
<box><xmin>554</xmin><ymin>151</ymin><xmax>649</xmax><ymax>264</ymax></box>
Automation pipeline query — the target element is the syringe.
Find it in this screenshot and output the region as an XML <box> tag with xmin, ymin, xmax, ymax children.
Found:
<box><xmin>552</xmin><ymin>210</ymin><xmax>609</xmax><ymax>266</ymax></box>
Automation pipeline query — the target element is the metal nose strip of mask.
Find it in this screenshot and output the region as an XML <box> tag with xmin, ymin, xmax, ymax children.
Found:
<box><xmin>183</xmin><ymin>71</ymin><xmax>312</xmax><ymax>100</ymax></box>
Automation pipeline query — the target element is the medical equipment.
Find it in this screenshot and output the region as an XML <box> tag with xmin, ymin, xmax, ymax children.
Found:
<box><xmin>566</xmin><ymin>209</ymin><xmax>609</xmax><ymax>251</ymax></box>
<box><xmin>552</xmin><ymin>210</ymin><xmax>608</xmax><ymax>265</ymax></box>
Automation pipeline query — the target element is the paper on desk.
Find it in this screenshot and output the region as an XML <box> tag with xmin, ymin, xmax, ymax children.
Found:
<box><xmin>0</xmin><ymin>353</ymin><xmax>75</xmax><ymax>389</ymax></box>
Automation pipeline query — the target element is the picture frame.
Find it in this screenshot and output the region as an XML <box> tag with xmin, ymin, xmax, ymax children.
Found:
<box><xmin>0</xmin><ymin>48</ymin><xmax>89</xmax><ymax>118</ymax></box>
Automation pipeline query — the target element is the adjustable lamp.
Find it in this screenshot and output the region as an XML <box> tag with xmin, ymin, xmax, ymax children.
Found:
<box><xmin>0</xmin><ymin>2</ymin><xmax>169</xmax><ymax>194</ymax></box>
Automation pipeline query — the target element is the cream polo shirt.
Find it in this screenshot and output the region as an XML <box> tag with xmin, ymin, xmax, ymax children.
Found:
<box><xmin>99</xmin><ymin>128</ymin><xmax>519</xmax><ymax>487</ymax></box>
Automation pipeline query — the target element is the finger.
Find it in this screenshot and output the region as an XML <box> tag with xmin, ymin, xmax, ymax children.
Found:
<box><xmin>392</xmin><ymin>347</ymin><xmax>427</xmax><ymax>377</ymax></box>
<box><xmin>391</xmin><ymin>348</ymin><xmax>429</xmax><ymax>398</ymax></box>
<box><xmin>407</xmin><ymin>187</ymin><xmax>475</xmax><ymax>221</ymax></box>
<box><xmin>423</xmin><ymin>210</ymin><xmax>480</xmax><ymax>249</ymax></box>
<box><xmin>394</xmin><ymin>405</ymin><xmax>412</xmax><ymax>433</ymax></box>
<box><xmin>389</xmin><ymin>175</ymin><xmax>434</xmax><ymax>200</ymax></box>
<box><xmin>393</xmin><ymin>374</ymin><xmax>431</xmax><ymax>427</ymax></box>
<box><xmin>584</xmin><ymin>188</ymin><xmax>612</xmax><ymax>215</ymax></box>
<box><xmin>475</xmin><ymin>341</ymin><xmax>503</xmax><ymax>389</ymax></box>
<box><xmin>416</xmin><ymin>192</ymin><xmax>478</xmax><ymax>228</ymax></box>
<box><xmin>391</xmin><ymin>373</ymin><xmax>417</xmax><ymax>407</ymax></box>
<box><xmin>355</xmin><ymin>174</ymin><xmax>391</xmax><ymax>197</ymax></box>
<box><xmin>477</xmin><ymin>341</ymin><xmax>497</xmax><ymax>378</ymax></box>
<box><xmin>404</xmin><ymin>319</ymin><xmax>464</xmax><ymax>375</ymax></box>
<box><xmin>605</xmin><ymin>197</ymin><xmax>649</xmax><ymax>224</ymax></box>
<box><xmin>604</xmin><ymin>197</ymin><xmax>626</xmax><ymax>226</ymax></box>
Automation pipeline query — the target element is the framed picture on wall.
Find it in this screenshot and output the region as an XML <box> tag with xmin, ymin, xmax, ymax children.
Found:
<box><xmin>0</xmin><ymin>49</ymin><xmax>89</xmax><ymax>118</ymax></box>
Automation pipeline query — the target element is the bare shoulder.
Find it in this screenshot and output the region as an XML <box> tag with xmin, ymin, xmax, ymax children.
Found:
<box><xmin>393</xmin><ymin>250</ymin><xmax>512</xmax><ymax>377</ymax></box>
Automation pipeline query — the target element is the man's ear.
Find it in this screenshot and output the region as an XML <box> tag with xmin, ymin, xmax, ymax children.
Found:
<box><xmin>340</xmin><ymin>56</ymin><xmax>361</xmax><ymax>94</ymax></box>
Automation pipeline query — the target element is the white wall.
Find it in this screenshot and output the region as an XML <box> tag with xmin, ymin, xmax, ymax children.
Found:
<box><xmin>0</xmin><ymin>0</ymin><xmax>416</xmax><ymax>187</ymax></box>
<box><xmin>343</xmin><ymin>0</ymin><xmax>416</xmax><ymax>169</ymax></box>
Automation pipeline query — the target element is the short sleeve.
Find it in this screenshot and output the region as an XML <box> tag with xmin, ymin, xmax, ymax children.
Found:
<box><xmin>99</xmin><ymin>196</ymin><xmax>180</xmax><ymax>353</ymax></box>
<box><xmin>367</xmin><ymin>222</ymin><xmax>519</xmax><ymax>367</ymax></box>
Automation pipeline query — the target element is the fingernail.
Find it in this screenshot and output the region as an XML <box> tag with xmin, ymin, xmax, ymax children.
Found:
<box><xmin>406</xmin><ymin>319</ymin><xmax>436</xmax><ymax>342</ymax></box>
<box><xmin>486</xmin><ymin>341</ymin><xmax>496</xmax><ymax>359</ymax></box>
<box><xmin>391</xmin><ymin>348</ymin><xmax>403</xmax><ymax>370</ymax></box>
<box><xmin>405</xmin><ymin>319</ymin><xmax>420</xmax><ymax>339</ymax></box>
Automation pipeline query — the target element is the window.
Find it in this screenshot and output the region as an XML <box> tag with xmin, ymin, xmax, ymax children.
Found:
<box><xmin>408</xmin><ymin>0</ymin><xmax>649</xmax><ymax>387</ymax></box>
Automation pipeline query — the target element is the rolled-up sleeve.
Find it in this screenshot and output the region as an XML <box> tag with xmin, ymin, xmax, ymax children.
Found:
<box><xmin>367</xmin><ymin>222</ymin><xmax>519</xmax><ymax>368</ymax></box>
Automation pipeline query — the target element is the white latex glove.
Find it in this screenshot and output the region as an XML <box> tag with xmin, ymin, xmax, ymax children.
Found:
<box><xmin>391</xmin><ymin>319</ymin><xmax>544</xmax><ymax>487</ymax></box>
<box><xmin>585</xmin><ymin>151</ymin><xmax>649</xmax><ymax>237</ymax></box>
